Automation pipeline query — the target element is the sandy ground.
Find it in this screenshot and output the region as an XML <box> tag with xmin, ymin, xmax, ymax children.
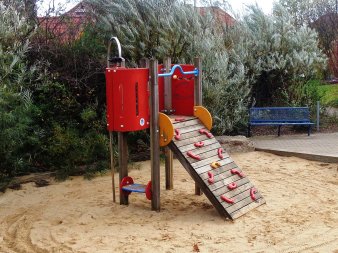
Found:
<box><xmin>0</xmin><ymin>151</ymin><xmax>337</xmax><ymax>253</ymax></box>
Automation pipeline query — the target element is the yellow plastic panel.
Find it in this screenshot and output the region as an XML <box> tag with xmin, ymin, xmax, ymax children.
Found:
<box><xmin>193</xmin><ymin>106</ymin><xmax>213</xmax><ymax>130</ymax></box>
<box><xmin>159</xmin><ymin>113</ymin><xmax>174</xmax><ymax>147</ymax></box>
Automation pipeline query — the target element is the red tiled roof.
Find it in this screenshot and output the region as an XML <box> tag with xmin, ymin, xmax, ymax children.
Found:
<box><xmin>38</xmin><ymin>2</ymin><xmax>90</xmax><ymax>43</ymax></box>
<box><xmin>38</xmin><ymin>3</ymin><xmax>236</xmax><ymax>43</ymax></box>
<box><xmin>198</xmin><ymin>6</ymin><xmax>236</xmax><ymax>26</ymax></box>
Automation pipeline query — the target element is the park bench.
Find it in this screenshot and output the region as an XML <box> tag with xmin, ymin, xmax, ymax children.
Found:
<box><xmin>248</xmin><ymin>107</ymin><xmax>314</xmax><ymax>137</ymax></box>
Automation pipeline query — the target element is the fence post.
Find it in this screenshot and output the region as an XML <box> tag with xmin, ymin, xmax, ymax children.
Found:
<box><xmin>316</xmin><ymin>101</ymin><xmax>320</xmax><ymax>132</ymax></box>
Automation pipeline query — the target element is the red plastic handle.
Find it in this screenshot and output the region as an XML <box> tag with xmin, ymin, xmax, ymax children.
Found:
<box><xmin>187</xmin><ymin>151</ymin><xmax>201</xmax><ymax>160</ymax></box>
<box><xmin>230</xmin><ymin>169</ymin><xmax>245</xmax><ymax>178</ymax></box>
<box><xmin>207</xmin><ymin>171</ymin><xmax>214</xmax><ymax>184</ymax></box>
<box><xmin>250</xmin><ymin>188</ymin><xmax>257</xmax><ymax>201</ymax></box>
<box><xmin>194</xmin><ymin>141</ymin><xmax>205</xmax><ymax>147</ymax></box>
<box><xmin>217</xmin><ymin>148</ymin><xmax>224</xmax><ymax>159</ymax></box>
<box><xmin>227</xmin><ymin>182</ymin><xmax>237</xmax><ymax>190</ymax></box>
<box><xmin>198</xmin><ymin>129</ymin><xmax>213</xmax><ymax>138</ymax></box>
<box><xmin>175</xmin><ymin>129</ymin><xmax>181</xmax><ymax>140</ymax></box>
<box><xmin>221</xmin><ymin>195</ymin><xmax>234</xmax><ymax>204</ymax></box>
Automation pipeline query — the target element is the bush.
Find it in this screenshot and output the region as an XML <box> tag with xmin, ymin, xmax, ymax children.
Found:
<box><xmin>87</xmin><ymin>0</ymin><xmax>252</xmax><ymax>134</ymax></box>
<box><xmin>240</xmin><ymin>4</ymin><xmax>327</xmax><ymax>107</ymax></box>
<box><xmin>0</xmin><ymin>2</ymin><xmax>40</xmax><ymax>180</ymax></box>
<box><xmin>0</xmin><ymin>2</ymin><xmax>111</xmax><ymax>183</ymax></box>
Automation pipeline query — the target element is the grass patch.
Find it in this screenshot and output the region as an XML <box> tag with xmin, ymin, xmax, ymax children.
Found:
<box><xmin>317</xmin><ymin>84</ymin><xmax>338</xmax><ymax>107</ymax></box>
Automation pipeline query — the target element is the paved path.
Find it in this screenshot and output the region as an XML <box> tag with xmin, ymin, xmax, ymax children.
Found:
<box><xmin>252</xmin><ymin>133</ymin><xmax>338</xmax><ymax>163</ymax></box>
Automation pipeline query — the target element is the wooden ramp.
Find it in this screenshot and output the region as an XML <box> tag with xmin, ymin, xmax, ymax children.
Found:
<box><xmin>168</xmin><ymin>116</ymin><xmax>265</xmax><ymax>220</ymax></box>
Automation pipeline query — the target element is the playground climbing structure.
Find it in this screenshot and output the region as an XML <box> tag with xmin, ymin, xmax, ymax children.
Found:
<box><xmin>105</xmin><ymin>37</ymin><xmax>265</xmax><ymax>220</ymax></box>
<box><xmin>168</xmin><ymin>115</ymin><xmax>265</xmax><ymax>219</ymax></box>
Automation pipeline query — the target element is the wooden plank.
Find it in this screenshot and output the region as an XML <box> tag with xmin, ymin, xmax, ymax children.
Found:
<box><xmin>165</xmin><ymin>147</ymin><xmax>173</xmax><ymax>190</ymax></box>
<box><xmin>163</xmin><ymin>58</ymin><xmax>174</xmax><ymax>191</ymax></box>
<box><xmin>202</xmin><ymin>170</ymin><xmax>244</xmax><ymax>193</ymax></box>
<box><xmin>231</xmin><ymin>198</ymin><xmax>266</xmax><ymax>219</ymax></box>
<box><xmin>163</xmin><ymin>57</ymin><xmax>172</xmax><ymax>111</ymax></box>
<box><xmin>200</xmin><ymin>166</ymin><xmax>240</xmax><ymax>188</ymax></box>
<box><xmin>191</xmin><ymin>154</ymin><xmax>230</xmax><ymax>168</ymax></box>
<box><xmin>205</xmin><ymin>174</ymin><xmax>242</xmax><ymax>192</ymax></box>
<box><xmin>212</xmin><ymin>178</ymin><xmax>251</xmax><ymax>197</ymax></box>
<box><xmin>194</xmin><ymin>57</ymin><xmax>202</xmax><ymax>105</ymax></box>
<box><xmin>109</xmin><ymin>132</ymin><xmax>116</xmax><ymax>203</ymax></box>
<box><xmin>183</xmin><ymin>142</ymin><xmax>221</xmax><ymax>158</ymax></box>
<box><xmin>118</xmin><ymin>132</ymin><xmax>129</xmax><ymax>205</ymax></box>
<box><xmin>168</xmin><ymin>142</ymin><xmax>231</xmax><ymax>219</ymax></box>
<box><xmin>199</xmin><ymin>162</ymin><xmax>238</xmax><ymax>180</ymax></box>
<box><xmin>186</xmin><ymin>148</ymin><xmax>228</xmax><ymax>164</ymax></box>
<box><xmin>175</xmin><ymin>134</ymin><xmax>210</xmax><ymax>147</ymax></box>
<box><xmin>178</xmin><ymin>124</ymin><xmax>207</xmax><ymax>134</ymax></box>
<box><xmin>202</xmin><ymin>172</ymin><xmax>244</xmax><ymax>194</ymax></box>
<box><xmin>150</xmin><ymin>59</ymin><xmax>160</xmax><ymax>211</ymax></box>
<box><xmin>222</xmin><ymin>191</ymin><xmax>263</xmax><ymax>212</ymax></box>
<box><xmin>172</xmin><ymin>118</ymin><xmax>200</xmax><ymax>128</ymax></box>
<box><xmin>195</xmin><ymin>157</ymin><xmax>233</xmax><ymax>174</ymax></box>
<box><xmin>172</xmin><ymin>126</ymin><xmax>207</xmax><ymax>141</ymax></box>
<box><xmin>169</xmin><ymin>115</ymin><xmax>196</xmax><ymax>121</ymax></box>
<box><xmin>178</xmin><ymin>139</ymin><xmax>218</xmax><ymax>153</ymax></box>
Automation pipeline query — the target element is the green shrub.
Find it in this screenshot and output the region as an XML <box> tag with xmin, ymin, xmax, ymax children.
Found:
<box><xmin>317</xmin><ymin>84</ymin><xmax>338</xmax><ymax>107</ymax></box>
<box><xmin>240</xmin><ymin>4</ymin><xmax>327</xmax><ymax>107</ymax></box>
<box><xmin>0</xmin><ymin>2</ymin><xmax>40</xmax><ymax>181</ymax></box>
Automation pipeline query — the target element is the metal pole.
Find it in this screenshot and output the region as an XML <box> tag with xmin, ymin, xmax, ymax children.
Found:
<box><xmin>317</xmin><ymin>101</ymin><xmax>320</xmax><ymax>132</ymax></box>
<box><xmin>109</xmin><ymin>132</ymin><xmax>116</xmax><ymax>202</ymax></box>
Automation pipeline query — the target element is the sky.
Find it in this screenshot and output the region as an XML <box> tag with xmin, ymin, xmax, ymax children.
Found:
<box><xmin>37</xmin><ymin>0</ymin><xmax>274</xmax><ymax>17</ymax></box>
<box><xmin>226</xmin><ymin>0</ymin><xmax>274</xmax><ymax>15</ymax></box>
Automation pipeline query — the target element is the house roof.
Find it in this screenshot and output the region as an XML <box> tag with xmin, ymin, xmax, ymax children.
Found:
<box><xmin>37</xmin><ymin>2</ymin><xmax>236</xmax><ymax>43</ymax></box>
<box><xmin>38</xmin><ymin>2</ymin><xmax>90</xmax><ymax>42</ymax></box>
<box><xmin>197</xmin><ymin>6</ymin><xmax>236</xmax><ymax>26</ymax></box>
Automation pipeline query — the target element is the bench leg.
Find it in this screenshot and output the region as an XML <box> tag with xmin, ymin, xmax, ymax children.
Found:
<box><xmin>247</xmin><ymin>125</ymin><xmax>251</xmax><ymax>137</ymax></box>
<box><xmin>278</xmin><ymin>125</ymin><xmax>281</xmax><ymax>136</ymax></box>
<box><xmin>308</xmin><ymin>125</ymin><xmax>311</xmax><ymax>136</ymax></box>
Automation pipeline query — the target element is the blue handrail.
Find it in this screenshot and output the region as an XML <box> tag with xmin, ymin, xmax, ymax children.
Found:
<box><xmin>158</xmin><ymin>64</ymin><xmax>199</xmax><ymax>77</ymax></box>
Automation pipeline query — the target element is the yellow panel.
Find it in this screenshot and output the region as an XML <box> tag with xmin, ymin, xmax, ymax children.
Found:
<box><xmin>193</xmin><ymin>106</ymin><xmax>213</xmax><ymax>130</ymax></box>
<box><xmin>159</xmin><ymin>113</ymin><xmax>174</xmax><ymax>147</ymax></box>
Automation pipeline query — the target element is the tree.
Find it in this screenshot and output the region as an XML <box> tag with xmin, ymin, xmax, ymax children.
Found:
<box><xmin>87</xmin><ymin>0</ymin><xmax>252</xmax><ymax>134</ymax></box>
<box><xmin>0</xmin><ymin>2</ymin><xmax>39</xmax><ymax>179</ymax></box>
<box><xmin>279</xmin><ymin>0</ymin><xmax>336</xmax><ymax>26</ymax></box>
<box><xmin>239</xmin><ymin>4</ymin><xmax>327</xmax><ymax>106</ymax></box>
<box><xmin>279</xmin><ymin>0</ymin><xmax>338</xmax><ymax>76</ymax></box>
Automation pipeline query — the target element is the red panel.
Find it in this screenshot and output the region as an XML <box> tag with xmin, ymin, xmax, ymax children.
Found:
<box><xmin>171</xmin><ymin>64</ymin><xmax>195</xmax><ymax>115</ymax></box>
<box><xmin>105</xmin><ymin>67</ymin><xmax>150</xmax><ymax>132</ymax></box>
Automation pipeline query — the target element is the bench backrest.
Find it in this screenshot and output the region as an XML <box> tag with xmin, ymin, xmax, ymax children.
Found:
<box><xmin>250</xmin><ymin>107</ymin><xmax>311</xmax><ymax>123</ymax></box>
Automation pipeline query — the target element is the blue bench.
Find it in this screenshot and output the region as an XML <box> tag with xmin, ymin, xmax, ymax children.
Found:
<box><xmin>248</xmin><ymin>107</ymin><xmax>314</xmax><ymax>137</ymax></box>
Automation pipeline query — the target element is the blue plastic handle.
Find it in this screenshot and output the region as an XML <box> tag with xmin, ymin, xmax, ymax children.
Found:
<box><xmin>158</xmin><ymin>64</ymin><xmax>199</xmax><ymax>77</ymax></box>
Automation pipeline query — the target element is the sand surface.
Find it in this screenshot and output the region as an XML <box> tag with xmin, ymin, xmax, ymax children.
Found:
<box><xmin>0</xmin><ymin>152</ymin><xmax>337</xmax><ymax>253</ymax></box>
